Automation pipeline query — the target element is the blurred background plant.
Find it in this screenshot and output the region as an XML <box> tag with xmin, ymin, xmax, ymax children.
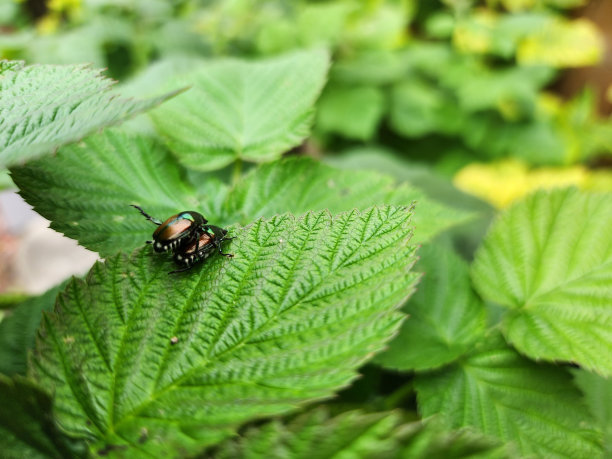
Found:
<box><xmin>2</xmin><ymin>0</ymin><xmax>611</xmax><ymax>202</ymax></box>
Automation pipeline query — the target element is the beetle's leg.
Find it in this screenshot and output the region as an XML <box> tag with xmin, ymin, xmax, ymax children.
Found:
<box><xmin>168</xmin><ymin>266</ymin><xmax>193</xmax><ymax>274</ymax></box>
<box><xmin>131</xmin><ymin>205</ymin><xmax>162</xmax><ymax>225</ymax></box>
<box><xmin>218</xmin><ymin>241</ymin><xmax>234</xmax><ymax>257</ymax></box>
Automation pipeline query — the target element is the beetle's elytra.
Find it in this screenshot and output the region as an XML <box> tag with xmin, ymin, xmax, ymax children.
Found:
<box><xmin>171</xmin><ymin>225</ymin><xmax>233</xmax><ymax>274</ymax></box>
<box><xmin>131</xmin><ymin>205</ymin><xmax>233</xmax><ymax>273</ymax></box>
<box><xmin>131</xmin><ymin>205</ymin><xmax>207</xmax><ymax>253</ymax></box>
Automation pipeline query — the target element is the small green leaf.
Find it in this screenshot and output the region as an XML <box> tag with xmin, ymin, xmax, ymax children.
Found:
<box><xmin>0</xmin><ymin>167</ymin><xmax>12</xmax><ymax>190</ymax></box>
<box><xmin>150</xmin><ymin>49</ymin><xmax>330</xmax><ymax>171</ymax></box>
<box><xmin>574</xmin><ymin>371</ymin><xmax>612</xmax><ymax>456</ymax></box>
<box><xmin>0</xmin><ymin>283</ymin><xmax>64</xmax><ymax>375</ymax></box>
<box><xmin>331</xmin><ymin>50</ymin><xmax>409</xmax><ymax>85</ymax></box>
<box><xmin>0</xmin><ymin>60</ymin><xmax>181</xmax><ymax>168</ymax></box>
<box><xmin>10</xmin><ymin>129</ymin><xmax>228</xmax><ymax>257</ymax></box>
<box><xmin>415</xmin><ymin>334</ymin><xmax>602</xmax><ymax>457</ymax></box>
<box><xmin>375</xmin><ymin>244</ymin><xmax>487</xmax><ymax>371</ymax></box>
<box><xmin>389</xmin><ymin>79</ymin><xmax>459</xmax><ymax>137</ymax></box>
<box><xmin>30</xmin><ymin>207</ymin><xmax>418</xmax><ymax>456</ymax></box>
<box><xmin>0</xmin><ymin>375</ymin><xmax>87</xmax><ymax>459</ymax></box>
<box><xmin>223</xmin><ymin>157</ymin><xmax>472</xmax><ymax>243</ymax></box>
<box><xmin>316</xmin><ymin>85</ymin><xmax>385</xmax><ymax>140</ymax></box>
<box><xmin>471</xmin><ymin>188</ymin><xmax>612</xmax><ymax>376</ymax></box>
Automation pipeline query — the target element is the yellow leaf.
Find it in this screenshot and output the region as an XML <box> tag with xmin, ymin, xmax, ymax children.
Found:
<box><xmin>47</xmin><ymin>0</ymin><xmax>81</xmax><ymax>12</ymax></box>
<box><xmin>499</xmin><ymin>0</ymin><xmax>536</xmax><ymax>12</ymax></box>
<box><xmin>583</xmin><ymin>170</ymin><xmax>612</xmax><ymax>193</ymax></box>
<box><xmin>453</xmin><ymin>159</ymin><xmax>590</xmax><ymax>208</ymax></box>
<box><xmin>36</xmin><ymin>14</ymin><xmax>60</xmax><ymax>35</ymax></box>
<box><xmin>453</xmin><ymin>9</ymin><xmax>497</xmax><ymax>54</ymax></box>
<box><xmin>517</xmin><ymin>18</ymin><xmax>603</xmax><ymax>67</ymax></box>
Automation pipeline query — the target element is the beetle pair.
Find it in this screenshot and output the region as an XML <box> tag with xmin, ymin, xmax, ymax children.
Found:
<box><xmin>131</xmin><ymin>205</ymin><xmax>233</xmax><ymax>274</ymax></box>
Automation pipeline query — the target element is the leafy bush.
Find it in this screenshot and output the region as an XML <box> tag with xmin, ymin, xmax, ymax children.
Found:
<box><xmin>1</xmin><ymin>1</ymin><xmax>611</xmax><ymax>457</ymax></box>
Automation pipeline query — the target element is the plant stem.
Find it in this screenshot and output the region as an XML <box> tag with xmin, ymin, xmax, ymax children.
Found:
<box><xmin>232</xmin><ymin>158</ymin><xmax>242</xmax><ymax>186</ymax></box>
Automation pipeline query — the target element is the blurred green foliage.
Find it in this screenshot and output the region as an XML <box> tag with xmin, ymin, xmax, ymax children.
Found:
<box><xmin>2</xmin><ymin>0</ymin><xmax>610</xmax><ymax>175</ymax></box>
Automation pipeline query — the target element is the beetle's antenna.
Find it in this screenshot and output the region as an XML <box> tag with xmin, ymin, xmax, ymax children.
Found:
<box><xmin>131</xmin><ymin>205</ymin><xmax>162</xmax><ymax>225</ymax></box>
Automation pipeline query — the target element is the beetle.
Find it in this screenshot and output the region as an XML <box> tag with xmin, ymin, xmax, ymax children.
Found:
<box><xmin>131</xmin><ymin>205</ymin><xmax>208</xmax><ymax>253</ymax></box>
<box><xmin>171</xmin><ymin>225</ymin><xmax>233</xmax><ymax>274</ymax></box>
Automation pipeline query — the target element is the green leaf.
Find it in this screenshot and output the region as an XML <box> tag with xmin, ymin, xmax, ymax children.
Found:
<box><xmin>461</xmin><ymin>115</ymin><xmax>566</xmax><ymax>165</ymax></box>
<box><xmin>316</xmin><ymin>84</ymin><xmax>385</xmax><ymax>140</ymax></box>
<box><xmin>10</xmin><ymin>129</ymin><xmax>228</xmax><ymax>258</ymax></box>
<box><xmin>30</xmin><ymin>206</ymin><xmax>418</xmax><ymax>456</ymax></box>
<box><xmin>11</xmin><ymin>136</ymin><xmax>469</xmax><ymax>257</ymax></box>
<box><xmin>325</xmin><ymin>147</ymin><xmax>494</xmax><ymax>214</ymax></box>
<box><xmin>389</xmin><ymin>79</ymin><xmax>462</xmax><ymax>137</ymax></box>
<box><xmin>149</xmin><ymin>49</ymin><xmax>330</xmax><ymax>171</ymax></box>
<box><xmin>0</xmin><ymin>375</ymin><xmax>87</xmax><ymax>459</ymax></box>
<box><xmin>415</xmin><ymin>335</ymin><xmax>602</xmax><ymax>457</ymax></box>
<box><xmin>573</xmin><ymin>371</ymin><xmax>612</xmax><ymax>456</ymax></box>
<box><xmin>0</xmin><ymin>167</ymin><xmax>12</xmax><ymax>190</ymax></box>
<box><xmin>399</xmin><ymin>419</ymin><xmax>511</xmax><ymax>458</ymax></box>
<box><xmin>0</xmin><ymin>283</ymin><xmax>64</xmax><ymax>376</ymax></box>
<box><xmin>0</xmin><ymin>60</ymin><xmax>182</xmax><ymax>168</ymax></box>
<box><xmin>222</xmin><ymin>157</ymin><xmax>473</xmax><ymax>244</ymax></box>
<box><xmin>211</xmin><ymin>408</ymin><xmax>509</xmax><ymax>458</ymax></box>
<box><xmin>471</xmin><ymin>188</ymin><xmax>612</xmax><ymax>375</ymax></box>
<box><xmin>212</xmin><ymin>408</ymin><xmax>404</xmax><ymax>459</ymax></box>
<box><xmin>331</xmin><ymin>50</ymin><xmax>410</xmax><ymax>85</ymax></box>
<box><xmin>375</xmin><ymin>244</ymin><xmax>487</xmax><ymax>371</ymax></box>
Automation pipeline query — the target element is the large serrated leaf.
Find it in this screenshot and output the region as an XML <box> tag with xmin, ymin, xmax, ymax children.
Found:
<box><xmin>471</xmin><ymin>188</ymin><xmax>612</xmax><ymax>376</ymax></box>
<box><xmin>30</xmin><ymin>206</ymin><xmax>418</xmax><ymax>457</ymax></box>
<box><xmin>211</xmin><ymin>407</ymin><xmax>509</xmax><ymax>459</ymax></box>
<box><xmin>10</xmin><ymin>132</ymin><xmax>469</xmax><ymax>257</ymax></box>
<box><xmin>149</xmin><ymin>49</ymin><xmax>330</xmax><ymax>171</ymax></box>
<box><xmin>0</xmin><ymin>375</ymin><xmax>87</xmax><ymax>459</ymax></box>
<box><xmin>415</xmin><ymin>334</ymin><xmax>602</xmax><ymax>457</ymax></box>
<box><xmin>375</xmin><ymin>244</ymin><xmax>487</xmax><ymax>371</ymax></box>
<box><xmin>0</xmin><ymin>60</ymin><xmax>181</xmax><ymax>168</ymax></box>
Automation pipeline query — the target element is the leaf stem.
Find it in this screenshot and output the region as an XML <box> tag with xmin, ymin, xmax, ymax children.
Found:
<box><xmin>232</xmin><ymin>159</ymin><xmax>242</xmax><ymax>186</ymax></box>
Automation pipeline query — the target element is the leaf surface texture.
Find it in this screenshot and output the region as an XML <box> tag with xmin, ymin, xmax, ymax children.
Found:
<box><xmin>30</xmin><ymin>207</ymin><xmax>418</xmax><ymax>456</ymax></box>
<box><xmin>150</xmin><ymin>49</ymin><xmax>330</xmax><ymax>171</ymax></box>
<box><xmin>376</xmin><ymin>244</ymin><xmax>486</xmax><ymax>371</ymax></box>
<box><xmin>0</xmin><ymin>60</ymin><xmax>179</xmax><ymax>167</ymax></box>
<box><xmin>471</xmin><ymin>188</ymin><xmax>612</xmax><ymax>375</ymax></box>
<box><xmin>415</xmin><ymin>335</ymin><xmax>601</xmax><ymax>457</ymax></box>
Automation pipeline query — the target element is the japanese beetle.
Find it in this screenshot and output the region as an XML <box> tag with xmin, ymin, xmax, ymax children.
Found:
<box><xmin>131</xmin><ymin>205</ymin><xmax>207</xmax><ymax>253</ymax></box>
<box><xmin>171</xmin><ymin>225</ymin><xmax>233</xmax><ymax>274</ymax></box>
